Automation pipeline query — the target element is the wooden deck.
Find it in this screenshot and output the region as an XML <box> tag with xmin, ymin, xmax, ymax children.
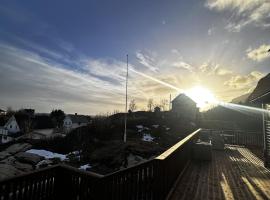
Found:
<box><xmin>170</xmin><ymin>145</ymin><xmax>270</xmax><ymax>200</ymax></box>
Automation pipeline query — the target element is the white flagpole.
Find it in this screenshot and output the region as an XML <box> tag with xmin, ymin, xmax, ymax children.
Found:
<box><xmin>124</xmin><ymin>54</ymin><xmax>128</xmax><ymax>143</ymax></box>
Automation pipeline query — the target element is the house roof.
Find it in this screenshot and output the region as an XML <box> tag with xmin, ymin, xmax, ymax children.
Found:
<box><xmin>0</xmin><ymin>115</ymin><xmax>16</xmax><ymax>127</ymax></box>
<box><xmin>172</xmin><ymin>93</ymin><xmax>196</xmax><ymax>105</ymax></box>
<box><xmin>67</xmin><ymin>114</ymin><xmax>89</xmax><ymax>124</ymax></box>
<box><xmin>248</xmin><ymin>73</ymin><xmax>270</xmax><ymax>103</ymax></box>
<box><xmin>249</xmin><ymin>90</ymin><xmax>270</xmax><ymax>103</ymax></box>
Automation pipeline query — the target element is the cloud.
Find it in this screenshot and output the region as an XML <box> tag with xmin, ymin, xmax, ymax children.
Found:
<box><xmin>172</xmin><ymin>61</ymin><xmax>193</xmax><ymax>71</ymax></box>
<box><xmin>207</xmin><ymin>27</ymin><xmax>215</xmax><ymax>35</ymax></box>
<box><xmin>0</xmin><ymin>43</ymin><xmax>131</xmax><ymax>114</ymax></box>
<box><xmin>199</xmin><ymin>62</ymin><xmax>233</xmax><ymax>76</ymax></box>
<box><xmin>246</xmin><ymin>44</ymin><xmax>270</xmax><ymax>62</ymax></box>
<box><xmin>224</xmin><ymin>71</ymin><xmax>264</xmax><ymax>89</ymax></box>
<box><xmin>205</xmin><ymin>0</ymin><xmax>270</xmax><ymax>31</ymax></box>
<box><xmin>135</xmin><ymin>50</ymin><xmax>159</xmax><ymax>72</ymax></box>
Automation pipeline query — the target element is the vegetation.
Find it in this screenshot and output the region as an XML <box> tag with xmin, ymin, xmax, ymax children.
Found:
<box><xmin>50</xmin><ymin>109</ymin><xmax>65</xmax><ymax>128</ymax></box>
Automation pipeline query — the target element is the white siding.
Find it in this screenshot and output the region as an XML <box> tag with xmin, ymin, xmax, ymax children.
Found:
<box><xmin>4</xmin><ymin>117</ymin><xmax>20</xmax><ymax>134</ymax></box>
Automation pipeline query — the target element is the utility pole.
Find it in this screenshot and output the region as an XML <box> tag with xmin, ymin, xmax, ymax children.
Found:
<box><xmin>124</xmin><ymin>54</ymin><xmax>129</xmax><ymax>143</ymax></box>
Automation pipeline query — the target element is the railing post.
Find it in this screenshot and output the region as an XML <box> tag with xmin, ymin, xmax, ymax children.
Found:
<box><xmin>54</xmin><ymin>166</ymin><xmax>73</xmax><ymax>199</ymax></box>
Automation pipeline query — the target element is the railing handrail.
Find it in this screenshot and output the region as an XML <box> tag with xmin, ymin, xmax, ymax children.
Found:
<box><xmin>156</xmin><ymin>129</ymin><xmax>201</xmax><ymax>160</ymax></box>
<box><xmin>201</xmin><ymin>128</ymin><xmax>262</xmax><ymax>134</ymax></box>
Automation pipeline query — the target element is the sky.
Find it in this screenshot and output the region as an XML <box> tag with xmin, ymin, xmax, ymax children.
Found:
<box><xmin>0</xmin><ymin>0</ymin><xmax>270</xmax><ymax>114</ymax></box>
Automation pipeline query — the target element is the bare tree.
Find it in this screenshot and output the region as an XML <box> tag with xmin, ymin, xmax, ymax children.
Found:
<box><xmin>147</xmin><ymin>98</ymin><xmax>154</xmax><ymax>112</ymax></box>
<box><xmin>160</xmin><ymin>99</ymin><xmax>169</xmax><ymax>111</ymax></box>
<box><xmin>129</xmin><ymin>99</ymin><xmax>137</xmax><ymax>112</ymax></box>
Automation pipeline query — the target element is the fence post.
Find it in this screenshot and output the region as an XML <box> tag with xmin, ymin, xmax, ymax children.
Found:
<box><xmin>54</xmin><ymin>166</ymin><xmax>73</xmax><ymax>199</ymax></box>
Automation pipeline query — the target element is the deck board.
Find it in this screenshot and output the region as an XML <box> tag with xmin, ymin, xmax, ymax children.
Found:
<box><xmin>170</xmin><ymin>145</ymin><xmax>270</xmax><ymax>200</ymax></box>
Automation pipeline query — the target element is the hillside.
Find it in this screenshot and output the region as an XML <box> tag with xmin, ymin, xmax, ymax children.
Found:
<box><xmin>231</xmin><ymin>93</ymin><xmax>250</xmax><ymax>104</ymax></box>
<box><xmin>248</xmin><ymin>73</ymin><xmax>270</xmax><ymax>102</ymax></box>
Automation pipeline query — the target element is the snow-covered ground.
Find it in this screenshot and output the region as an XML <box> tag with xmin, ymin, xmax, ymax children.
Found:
<box><xmin>142</xmin><ymin>133</ymin><xmax>154</xmax><ymax>142</ymax></box>
<box><xmin>26</xmin><ymin>149</ymin><xmax>67</xmax><ymax>161</ymax></box>
<box><xmin>79</xmin><ymin>164</ymin><xmax>92</xmax><ymax>170</ymax></box>
<box><xmin>152</xmin><ymin>125</ymin><xmax>159</xmax><ymax>128</ymax></box>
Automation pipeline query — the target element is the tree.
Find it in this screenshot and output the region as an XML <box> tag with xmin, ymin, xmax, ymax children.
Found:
<box><xmin>147</xmin><ymin>99</ymin><xmax>154</xmax><ymax>112</ymax></box>
<box><xmin>160</xmin><ymin>99</ymin><xmax>169</xmax><ymax>111</ymax></box>
<box><xmin>129</xmin><ymin>99</ymin><xmax>137</xmax><ymax>112</ymax></box>
<box><xmin>50</xmin><ymin>109</ymin><xmax>65</xmax><ymax>128</ymax></box>
<box><xmin>6</xmin><ymin>106</ymin><xmax>15</xmax><ymax>117</ymax></box>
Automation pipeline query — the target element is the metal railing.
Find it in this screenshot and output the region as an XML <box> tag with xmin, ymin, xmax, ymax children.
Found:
<box><xmin>0</xmin><ymin>129</ymin><xmax>201</xmax><ymax>200</ymax></box>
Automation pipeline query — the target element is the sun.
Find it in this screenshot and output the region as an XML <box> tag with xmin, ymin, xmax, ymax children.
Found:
<box><xmin>185</xmin><ymin>86</ymin><xmax>218</xmax><ymax>110</ymax></box>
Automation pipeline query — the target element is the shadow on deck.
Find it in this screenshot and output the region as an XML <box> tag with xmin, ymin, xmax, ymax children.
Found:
<box><xmin>170</xmin><ymin>145</ymin><xmax>270</xmax><ymax>200</ymax></box>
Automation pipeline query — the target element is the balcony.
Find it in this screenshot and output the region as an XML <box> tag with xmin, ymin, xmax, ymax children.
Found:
<box><xmin>0</xmin><ymin>128</ymin><xmax>269</xmax><ymax>200</ymax></box>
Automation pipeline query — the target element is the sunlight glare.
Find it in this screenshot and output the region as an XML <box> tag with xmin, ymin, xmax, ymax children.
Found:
<box><xmin>185</xmin><ymin>86</ymin><xmax>218</xmax><ymax>110</ymax></box>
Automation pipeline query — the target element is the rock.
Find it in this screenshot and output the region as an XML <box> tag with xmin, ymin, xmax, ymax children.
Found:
<box><xmin>15</xmin><ymin>152</ymin><xmax>44</xmax><ymax>165</ymax></box>
<box><xmin>0</xmin><ymin>151</ymin><xmax>11</xmax><ymax>160</ymax></box>
<box><xmin>0</xmin><ymin>164</ymin><xmax>23</xmax><ymax>180</ymax></box>
<box><xmin>13</xmin><ymin>161</ymin><xmax>33</xmax><ymax>172</ymax></box>
<box><xmin>0</xmin><ymin>156</ymin><xmax>33</xmax><ymax>172</ymax></box>
<box><xmin>0</xmin><ymin>156</ymin><xmax>16</xmax><ymax>164</ymax></box>
<box><xmin>36</xmin><ymin>160</ymin><xmax>54</xmax><ymax>169</ymax></box>
<box><xmin>5</xmin><ymin>143</ymin><xmax>32</xmax><ymax>155</ymax></box>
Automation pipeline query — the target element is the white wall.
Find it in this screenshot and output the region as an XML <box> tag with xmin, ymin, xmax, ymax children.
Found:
<box><xmin>5</xmin><ymin>118</ymin><xmax>20</xmax><ymax>134</ymax></box>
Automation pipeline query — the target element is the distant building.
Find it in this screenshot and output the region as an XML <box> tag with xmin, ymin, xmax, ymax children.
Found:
<box><xmin>0</xmin><ymin>109</ymin><xmax>6</xmax><ymax>115</ymax></box>
<box><xmin>63</xmin><ymin>113</ymin><xmax>90</xmax><ymax>133</ymax></box>
<box><xmin>171</xmin><ymin>93</ymin><xmax>198</xmax><ymax>121</ymax></box>
<box><xmin>0</xmin><ymin>115</ymin><xmax>20</xmax><ymax>135</ymax></box>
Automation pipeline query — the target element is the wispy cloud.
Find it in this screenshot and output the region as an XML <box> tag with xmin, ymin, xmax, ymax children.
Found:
<box><xmin>0</xmin><ymin>43</ymin><xmax>130</xmax><ymax>114</ymax></box>
<box><xmin>246</xmin><ymin>44</ymin><xmax>270</xmax><ymax>62</ymax></box>
<box><xmin>135</xmin><ymin>50</ymin><xmax>159</xmax><ymax>72</ymax></box>
<box><xmin>205</xmin><ymin>0</ymin><xmax>270</xmax><ymax>32</ymax></box>
<box><xmin>199</xmin><ymin>62</ymin><xmax>233</xmax><ymax>76</ymax></box>
<box><xmin>172</xmin><ymin>61</ymin><xmax>193</xmax><ymax>71</ymax></box>
<box><xmin>224</xmin><ymin>71</ymin><xmax>264</xmax><ymax>89</ymax></box>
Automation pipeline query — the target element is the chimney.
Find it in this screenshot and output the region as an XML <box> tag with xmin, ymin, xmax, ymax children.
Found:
<box><xmin>75</xmin><ymin>113</ymin><xmax>77</xmax><ymax>115</ymax></box>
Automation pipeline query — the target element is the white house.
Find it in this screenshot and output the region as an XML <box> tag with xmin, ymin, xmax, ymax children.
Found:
<box><xmin>63</xmin><ymin>113</ymin><xmax>90</xmax><ymax>133</ymax></box>
<box><xmin>0</xmin><ymin>115</ymin><xmax>20</xmax><ymax>144</ymax></box>
<box><xmin>0</xmin><ymin>109</ymin><xmax>6</xmax><ymax>115</ymax></box>
<box><xmin>0</xmin><ymin>115</ymin><xmax>20</xmax><ymax>134</ymax></box>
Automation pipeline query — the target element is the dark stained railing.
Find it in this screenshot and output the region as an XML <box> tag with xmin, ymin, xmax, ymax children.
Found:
<box><xmin>0</xmin><ymin>129</ymin><xmax>201</xmax><ymax>200</ymax></box>
<box><xmin>202</xmin><ymin>129</ymin><xmax>263</xmax><ymax>147</ymax></box>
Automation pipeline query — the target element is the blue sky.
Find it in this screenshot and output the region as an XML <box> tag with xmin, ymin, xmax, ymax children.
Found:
<box><xmin>0</xmin><ymin>0</ymin><xmax>270</xmax><ymax>114</ymax></box>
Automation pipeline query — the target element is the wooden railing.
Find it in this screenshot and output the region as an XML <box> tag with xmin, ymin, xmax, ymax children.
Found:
<box><xmin>202</xmin><ymin>129</ymin><xmax>263</xmax><ymax>147</ymax></box>
<box><xmin>0</xmin><ymin>129</ymin><xmax>201</xmax><ymax>200</ymax></box>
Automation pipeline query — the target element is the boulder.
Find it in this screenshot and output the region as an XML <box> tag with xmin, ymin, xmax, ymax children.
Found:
<box><xmin>0</xmin><ymin>156</ymin><xmax>33</xmax><ymax>172</ymax></box>
<box><xmin>0</xmin><ymin>164</ymin><xmax>22</xmax><ymax>180</ymax></box>
<box><xmin>13</xmin><ymin>161</ymin><xmax>33</xmax><ymax>172</ymax></box>
<box><xmin>15</xmin><ymin>152</ymin><xmax>44</xmax><ymax>165</ymax></box>
<box><xmin>36</xmin><ymin>160</ymin><xmax>54</xmax><ymax>169</ymax></box>
<box><xmin>5</xmin><ymin>143</ymin><xmax>32</xmax><ymax>155</ymax></box>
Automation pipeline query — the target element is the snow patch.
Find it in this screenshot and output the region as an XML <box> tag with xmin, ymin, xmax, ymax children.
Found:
<box><xmin>79</xmin><ymin>164</ymin><xmax>92</xmax><ymax>170</ymax></box>
<box><xmin>152</xmin><ymin>125</ymin><xmax>159</xmax><ymax>128</ymax></box>
<box><xmin>26</xmin><ymin>149</ymin><xmax>67</xmax><ymax>161</ymax></box>
<box><xmin>142</xmin><ymin>134</ymin><xmax>154</xmax><ymax>142</ymax></box>
<box><xmin>136</xmin><ymin>125</ymin><xmax>143</xmax><ymax>129</ymax></box>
